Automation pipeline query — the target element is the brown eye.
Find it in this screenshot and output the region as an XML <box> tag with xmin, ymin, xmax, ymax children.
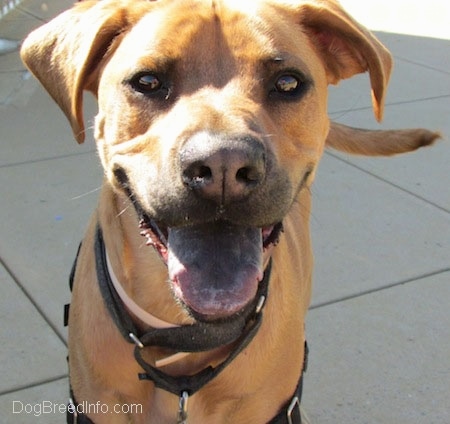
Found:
<box><xmin>134</xmin><ymin>73</ymin><xmax>161</xmax><ymax>92</ymax></box>
<box><xmin>275</xmin><ymin>75</ymin><xmax>300</xmax><ymax>93</ymax></box>
<box><xmin>126</xmin><ymin>72</ymin><xmax>173</xmax><ymax>100</ymax></box>
<box><xmin>269</xmin><ymin>71</ymin><xmax>310</xmax><ymax>101</ymax></box>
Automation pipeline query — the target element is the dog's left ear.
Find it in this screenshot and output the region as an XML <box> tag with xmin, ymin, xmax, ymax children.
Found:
<box><xmin>296</xmin><ymin>0</ymin><xmax>392</xmax><ymax>122</ymax></box>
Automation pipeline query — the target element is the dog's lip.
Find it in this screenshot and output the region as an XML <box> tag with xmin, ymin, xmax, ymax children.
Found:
<box><xmin>139</xmin><ymin>216</ymin><xmax>281</xmax><ymax>320</ymax></box>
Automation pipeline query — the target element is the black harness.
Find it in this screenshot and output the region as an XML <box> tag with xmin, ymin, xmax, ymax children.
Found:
<box><xmin>66</xmin><ymin>225</ymin><xmax>307</xmax><ymax>423</ymax></box>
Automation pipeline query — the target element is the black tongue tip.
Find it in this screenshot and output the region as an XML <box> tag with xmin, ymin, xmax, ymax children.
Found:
<box><xmin>167</xmin><ymin>221</ymin><xmax>263</xmax><ymax>319</ymax></box>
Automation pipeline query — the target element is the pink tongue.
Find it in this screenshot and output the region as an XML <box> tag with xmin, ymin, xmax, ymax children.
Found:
<box><xmin>167</xmin><ymin>222</ymin><xmax>263</xmax><ymax>319</ymax></box>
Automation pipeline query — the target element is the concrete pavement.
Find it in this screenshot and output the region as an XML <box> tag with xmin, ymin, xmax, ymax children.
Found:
<box><xmin>0</xmin><ymin>1</ymin><xmax>449</xmax><ymax>422</ymax></box>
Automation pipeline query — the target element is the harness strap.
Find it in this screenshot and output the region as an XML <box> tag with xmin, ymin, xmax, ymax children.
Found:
<box><xmin>64</xmin><ymin>242</ymin><xmax>82</xmax><ymax>327</ymax></box>
<box><xmin>135</xmin><ymin>310</ymin><xmax>263</xmax><ymax>395</ymax></box>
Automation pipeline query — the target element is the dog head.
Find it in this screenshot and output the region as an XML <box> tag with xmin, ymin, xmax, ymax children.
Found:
<box><xmin>21</xmin><ymin>0</ymin><xmax>436</xmax><ymax>320</ymax></box>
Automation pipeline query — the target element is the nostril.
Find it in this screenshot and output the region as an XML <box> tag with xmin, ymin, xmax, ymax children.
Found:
<box><xmin>236</xmin><ymin>166</ymin><xmax>263</xmax><ymax>185</ymax></box>
<box><xmin>196</xmin><ymin>165</ymin><xmax>213</xmax><ymax>181</ymax></box>
<box><xmin>183</xmin><ymin>163</ymin><xmax>213</xmax><ymax>189</ymax></box>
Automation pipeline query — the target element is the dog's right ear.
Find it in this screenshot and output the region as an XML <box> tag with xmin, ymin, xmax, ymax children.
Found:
<box><xmin>21</xmin><ymin>0</ymin><xmax>148</xmax><ymax>143</ymax></box>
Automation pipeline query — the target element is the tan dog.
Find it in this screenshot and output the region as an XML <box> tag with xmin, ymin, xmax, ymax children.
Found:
<box><xmin>21</xmin><ymin>0</ymin><xmax>439</xmax><ymax>422</ymax></box>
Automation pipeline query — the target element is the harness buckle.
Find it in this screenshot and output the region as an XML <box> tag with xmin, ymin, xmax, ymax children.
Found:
<box><xmin>177</xmin><ymin>391</ymin><xmax>189</xmax><ymax>424</ymax></box>
<box><xmin>129</xmin><ymin>332</ymin><xmax>144</xmax><ymax>349</ymax></box>
<box><xmin>286</xmin><ymin>395</ymin><xmax>301</xmax><ymax>424</ymax></box>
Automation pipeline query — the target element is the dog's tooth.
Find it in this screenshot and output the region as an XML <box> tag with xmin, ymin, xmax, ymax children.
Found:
<box><xmin>139</xmin><ymin>219</ymin><xmax>151</xmax><ymax>230</ymax></box>
<box><xmin>140</xmin><ymin>227</ymin><xmax>150</xmax><ymax>235</ymax></box>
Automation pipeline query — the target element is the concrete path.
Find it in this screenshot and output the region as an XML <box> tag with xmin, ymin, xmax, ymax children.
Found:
<box><xmin>1</xmin><ymin>1</ymin><xmax>449</xmax><ymax>423</ymax></box>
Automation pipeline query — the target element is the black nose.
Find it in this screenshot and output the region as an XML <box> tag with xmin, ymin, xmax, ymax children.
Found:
<box><xmin>180</xmin><ymin>133</ymin><xmax>266</xmax><ymax>204</ymax></box>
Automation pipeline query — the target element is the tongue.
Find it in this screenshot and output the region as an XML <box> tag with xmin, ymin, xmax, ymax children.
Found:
<box><xmin>167</xmin><ymin>221</ymin><xmax>263</xmax><ymax>319</ymax></box>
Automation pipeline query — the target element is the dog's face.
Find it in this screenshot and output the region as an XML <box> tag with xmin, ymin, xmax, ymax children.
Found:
<box><xmin>97</xmin><ymin>1</ymin><xmax>329</xmax><ymax>225</ymax></box>
<box><xmin>21</xmin><ymin>0</ymin><xmax>392</xmax><ymax>321</ymax></box>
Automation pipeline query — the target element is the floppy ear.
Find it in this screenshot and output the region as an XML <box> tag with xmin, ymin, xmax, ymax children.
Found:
<box><xmin>326</xmin><ymin>122</ymin><xmax>441</xmax><ymax>156</ymax></box>
<box><xmin>297</xmin><ymin>0</ymin><xmax>392</xmax><ymax>122</ymax></box>
<box><xmin>295</xmin><ymin>3</ymin><xmax>441</xmax><ymax>156</ymax></box>
<box><xmin>20</xmin><ymin>0</ymin><xmax>148</xmax><ymax>143</ymax></box>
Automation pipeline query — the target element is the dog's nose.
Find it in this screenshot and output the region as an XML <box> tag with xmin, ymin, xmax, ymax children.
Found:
<box><xmin>180</xmin><ymin>133</ymin><xmax>266</xmax><ymax>204</ymax></box>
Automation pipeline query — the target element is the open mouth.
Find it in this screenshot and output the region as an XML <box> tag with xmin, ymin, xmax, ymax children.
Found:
<box><xmin>139</xmin><ymin>215</ymin><xmax>282</xmax><ymax>320</ymax></box>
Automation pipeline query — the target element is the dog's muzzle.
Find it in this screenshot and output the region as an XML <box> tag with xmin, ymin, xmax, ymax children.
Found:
<box><xmin>115</xmin><ymin>132</ymin><xmax>286</xmax><ymax>321</ymax></box>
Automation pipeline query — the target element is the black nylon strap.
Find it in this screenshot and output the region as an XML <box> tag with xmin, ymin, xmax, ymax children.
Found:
<box><xmin>64</xmin><ymin>242</ymin><xmax>82</xmax><ymax>327</ymax></box>
<box><xmin>94</xmin><ymin>228</ymin><xmax>140</xmax><ymax>338</ymax></box>
<box><xmin>135</xmin><ymin>309</ymin><xmax>263</xmax><ymax>395</ymax></box>
<box><xmin>131</xmin><ymin>317</ymin><xmax>253</xmax><ymax>352</ymax></box>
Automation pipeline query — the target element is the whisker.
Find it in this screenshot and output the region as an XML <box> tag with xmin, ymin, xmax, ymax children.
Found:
<box><xmin>117</xmin><ymin>201</ymin><xmax>133</xmax><ymax>218</ymax></box>
<box><xmin>70</xmin><ymin>186</ymin><xmax>102</xmax><ymax>200</ymax></box>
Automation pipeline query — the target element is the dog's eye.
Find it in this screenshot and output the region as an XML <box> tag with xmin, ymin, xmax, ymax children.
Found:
<box><xmin>275</xmin><ymin>75</ymin><xmax>300</xmax><ymax>93</ymax></box>
<box><xmin>269</xmin><ymin>72</ymin><xmax>309</xmax><ymax>100</ymax></box>
<box><xmin>126</xmin><ymin>72</ymin><xmax>174</xmax><ymax>100</ymax></box>
<box><xmin>131</xmin><ymin>73</ymin><xmax>162</xmax><ymax>93</ymax></box>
